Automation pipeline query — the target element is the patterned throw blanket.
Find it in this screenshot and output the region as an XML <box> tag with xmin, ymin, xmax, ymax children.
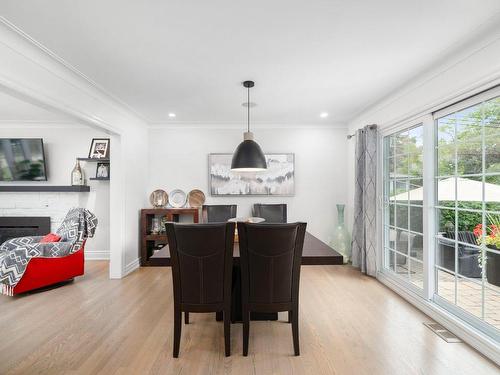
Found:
<box><xmin>0</xmin><ymin>208</ymin><xmax>98</xmax><ymax>296</ymax></box>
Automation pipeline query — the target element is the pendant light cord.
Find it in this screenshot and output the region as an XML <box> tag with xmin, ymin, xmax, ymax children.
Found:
<box><xmin>247</xmin><ymin>86</ymin><xmax>250</xmax><ymax>133</ymax></box>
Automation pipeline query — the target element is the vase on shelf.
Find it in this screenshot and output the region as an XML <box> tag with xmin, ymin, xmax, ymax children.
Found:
<box><xmin>71</xmin><ymin>160</ymin><xmax>84</xmax><ymax>186</ymax></box>
<box><xmin>330</xmin><ymin>204</ymin><xmax>351</xmax><ymax>264</ymax></box>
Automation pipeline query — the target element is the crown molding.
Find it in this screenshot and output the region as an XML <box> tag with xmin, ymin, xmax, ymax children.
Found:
<box><xmin>149</xmin><ymin>121</ymin><xmax>347</xmax><ymax>130</ymax></box>
<box><xmin>347</xmin><ymin>15</ymin><xmax>500</xmax><ymax>128</ymax></box>
<box><xmin>0</xmin><ymin>17</ymin><xmax>152</xmax><ymax>126</ymax></box>
<box><xmin>0</xmin><ymin>120</ymin><xmax>93</xmax><ymax>129</ymax></box>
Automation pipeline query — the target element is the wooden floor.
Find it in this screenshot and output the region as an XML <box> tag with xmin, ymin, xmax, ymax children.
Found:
<box><xmin>0</xmin><ymin>262</ymin><xmax>498</xmax><ymax>375</ymax></box>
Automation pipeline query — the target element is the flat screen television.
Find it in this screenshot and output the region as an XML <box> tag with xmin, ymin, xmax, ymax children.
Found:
<box><xmin>0</xmin><ymin>138</ymin><xmax>47</xmax><ymax>181</ymax></box>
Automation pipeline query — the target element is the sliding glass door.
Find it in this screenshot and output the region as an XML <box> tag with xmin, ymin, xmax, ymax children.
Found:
<box><xmin>383</xmin><ymin>124</ymin><xmax>425</xmax><ymax>293</ymax></box>
<box><xmin>381</xmin><ymin>89</ymin><xmax>499</xmax><ymax>341</ymax></box>
<box><xmin>434</xmin><ymin>95</ymin><xmax>500</xmax><ymax>338</ymax></box>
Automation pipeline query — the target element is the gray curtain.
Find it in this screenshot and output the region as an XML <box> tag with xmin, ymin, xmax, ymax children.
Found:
<box><xmin>351</xmin><ymin>125</ymin><xmax>378</xmax><ymax>276</ymax></box>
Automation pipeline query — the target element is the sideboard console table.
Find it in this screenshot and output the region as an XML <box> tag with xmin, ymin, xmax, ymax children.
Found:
<box><xmin>140</xmin><ymin>208</ymin><xmax>199</xmax><ymax>266</ymax></box>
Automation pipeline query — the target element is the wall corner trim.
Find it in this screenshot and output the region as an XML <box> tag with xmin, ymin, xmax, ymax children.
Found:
<box><xmin>124</xmin><ymin>258</ymin><xmax>140</xmax><ymax>277</ymax></box>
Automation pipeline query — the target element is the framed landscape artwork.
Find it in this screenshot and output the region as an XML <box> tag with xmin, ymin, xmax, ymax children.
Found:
<box><xmin>208</xmin><ymin>153</ymin><xmax>295</xmax><ymax>196</ymax></box>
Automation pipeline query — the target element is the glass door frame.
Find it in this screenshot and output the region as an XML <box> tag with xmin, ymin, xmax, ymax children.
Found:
<box><xmin>378</xmin><ymin>114</ymin><xmax>435</xmax><ymax>300</ymax></box>
<box><xmin>431</xmin><ymin>87</ymin><xmax>500</xmax><ymax>341</ymax></box>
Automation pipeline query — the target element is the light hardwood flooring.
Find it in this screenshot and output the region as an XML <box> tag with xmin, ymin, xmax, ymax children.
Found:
<box><xmin>0</xmin><ymin>262</ymin><xmax>498</xmax><ymax>375</ymax></box>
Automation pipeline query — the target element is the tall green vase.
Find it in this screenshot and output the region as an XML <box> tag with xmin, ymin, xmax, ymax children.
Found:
<box><xmin>330</xmin><ymin>204</ymin><xmax>351</xmax><ymax>264</ymax></box>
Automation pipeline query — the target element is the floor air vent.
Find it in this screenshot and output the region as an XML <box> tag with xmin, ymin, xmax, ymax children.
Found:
<box><xmin>424</xmin><ymin>322</ymin><xmax>462</xmax><ymax>343</ymax></box>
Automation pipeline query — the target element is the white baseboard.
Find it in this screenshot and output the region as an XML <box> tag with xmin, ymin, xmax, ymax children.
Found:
<box><xmin>377</xmin><ymin>272</ymin><xmax>500</xmax><ymax>366</ymax></box>
<box><xmin>85</xmin><ymin>250</ymin><xmax>110</xmax><ymax>260</ymax></box>
<box><xmin>124</xmin><ymin>258</ymin><xmax>140</xmax><ymax>276</ymax></box>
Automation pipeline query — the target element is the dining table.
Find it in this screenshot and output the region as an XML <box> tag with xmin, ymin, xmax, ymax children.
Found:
<box><xmin>151</xmin><ymin>231</ymin><xmax>343</xmax><ymax>322</ymax></box>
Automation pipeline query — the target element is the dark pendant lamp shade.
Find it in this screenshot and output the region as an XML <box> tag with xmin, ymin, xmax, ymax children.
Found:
<box><xmin>231</xmin><ymin>80</ymin><xmax>267</xmax><ymax>172</ymax></box>
<box><xmin>231</xmin><ymin>132</ymin><xmax>267</xmax><ymax>171</ymax></box>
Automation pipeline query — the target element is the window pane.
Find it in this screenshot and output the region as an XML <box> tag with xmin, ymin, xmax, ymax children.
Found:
<box><xmin>396</xmin><ymin>230</ymin><xmax>412</xmax><ymax>257</ymax></box>
<box><xmin>395</xmin><ymin>156</ymin><xmax>408</xmax><ymax>177</ymax></box>
<box><xmin>485</xmin><ymin>128</ymin><xmax>500</xmax><ymax>173</ymax></box>
<box><xmin>438</xmin><ymin>116</ymin><xmax>455</xmax><ymax>145</ymax></box>
<box><xmin>437</xmin><ymin>144</ymin><xmax>455</xmax><ymax>176</ymax></box>
<box><xmin>410</xmin><ymin>205</ymin><xmax>423</xmax><ymax>233</ymax></box>
<box><xmin>485</xmin><ymin>175</ymin><xmax>500</xmax><ymax>212</ymax></box>
<box><xmin>457</xmin><ymin>210</ymin><xmax>481</xmax><ymax>233</ymax></box>
<box><xmin>484</xmin><ymin>214</ymin><xmax>500</xmax><ymax>252</ymax></box>
<box><xmin>410</xmin><ymin>234</ymin><xmax>424</xmax><ymax>261</ymax></box>
<box><xmin>395</xmin><ymin>131</ymin><xmax>408</xmax><ymax>155</ymax></box>
<box><xmin>457</xmin><ymin>276</ymin><xmax>482</xmax><ymax>320</ymax></box>
<box><xmin>457</xmin><ymin>176</ymin><xmax>482</xmax><ymax>210</ymax></box>
<box><xmin>456</xmin><ymin>104</ymin><xmax>482</xmax><ymax>141</ymax></box>
<box><xmin>388</xmin><ymin>203</ymin><xmax>395</xmax><ymax>226</ymax></box>
<box><xmin>385</xmin><ymin>250</ymin><xmax>396</xmax><ymax>271</ymax></box>
<box><xmin>409</xmin><ymin>153</ymin><xmax>423</xmax><ymax>177</ymax></box>
<box><xmin>410</xmin><ymin>259</ymin><xmax>424</xmax><ymax>289</ymax></box>
<box><xmin>437</xmin><ymin>177</ymin><xmax>455</xmax><ymax>207</ymax></box>
<box><xmin>394</xmin><ymin>179</ymin><xmax>409</xmax><ymax>203</ymax></box>
<box><xmin>437</xmin><ymin>208</ymin><xmax>455</xmax><ymax>234</ymax></box>
<box><xmin>408</xmin><ymin>126</ymin><xmax>423</xmax><ymax>154</ymax></box>
<box><xmin>484</xmin><ymin>287</ymin><xmax>500</xmax><ymax>330</ymax></box>
<box><xmin>388</xmin><ymin>228</ymin><xmax>397</xmax><ymax>250</ymax></box>
<box><xmin>457</xmin><ymin>140</ymin><xmax>482</xmax><ymax>175</ymax></box>
<box><xmin>387</xmin><ymin>157</ymin><xmax>395</xmax><ymax>178</ymax></box>
<box><xmin>409</xmin><ymin>178</ymin><xmax>423</xmax><ymax>206</ymax></box>
<box><xmin>436</xmin><ymin>238</ymin><xmax>456</xmax><ymax>273</ymax></box>
<box><xmin>436</xmin><ymin>268</ymin><xmax>455</xmax><ymax>304</ymax></box>
<box><xmin>396</xmin><ymin>205</ymin><xmax>408</xmax><ymax>229</ymax></box>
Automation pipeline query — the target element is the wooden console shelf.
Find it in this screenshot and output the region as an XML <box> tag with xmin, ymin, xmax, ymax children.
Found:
<box><xmin>140</xmin><ymin>208</ymin><xmax>199</xmax><ymax>266</ymax></box>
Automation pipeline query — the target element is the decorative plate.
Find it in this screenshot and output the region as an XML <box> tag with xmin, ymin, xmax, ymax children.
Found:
<box><xmin>188</xmin><ymin>189</ymin><xmax>206</xmax><ymax>208</ymax></box>
<box><xmin>169</xmin><ymin>189</ymin><xmax>187</xmax><ymax>208</ymax></box>
<box><xmin>149</xmin><ymin>189</ymin><xmax>168</xmax><ymax>208</ymax></box>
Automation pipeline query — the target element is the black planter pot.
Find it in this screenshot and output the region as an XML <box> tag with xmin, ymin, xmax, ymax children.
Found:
<box><xmin>486</xmin><ymin>247</ymin><xmax>500</xmax><ymax>287</ymax></box>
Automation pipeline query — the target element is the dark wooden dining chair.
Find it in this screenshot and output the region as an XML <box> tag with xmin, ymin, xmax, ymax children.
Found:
<box><xmin>202</xmin><ymin>204</ymin><xmax>237</xmax><ymax>223</ymax></box>
<box><xmin>252</xmin><ymin>203</ymin><xmax>287</xmax><ymax>223</ymax></box>
<box><xmin>165</xmin><ymin>222</ymin><xmax>235</xmax><ymax>357</ymax></box>
<box><xmin>237</xmin><ymin>222</ymin><xmax>307</xmax><ymax>356</ymax></box>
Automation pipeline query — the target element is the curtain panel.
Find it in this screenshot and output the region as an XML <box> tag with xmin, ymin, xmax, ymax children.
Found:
<box><xmin>351</xmin><ymin>125</ymin><xmax>378</xmax><ymax>276</ymax></box>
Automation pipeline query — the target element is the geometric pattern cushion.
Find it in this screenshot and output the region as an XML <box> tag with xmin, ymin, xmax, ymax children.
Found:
<box><xmin>40</xmin><ymin>233</ymin><xmax>61</xmax><ymax>243</ymax></box>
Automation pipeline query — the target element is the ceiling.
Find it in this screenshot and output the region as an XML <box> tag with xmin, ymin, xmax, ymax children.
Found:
<box><xmin>0</xmin><ymin>90</ymin><xmax>71</xmax><ymax>122</ymax></box>
<box><xmin>1</xmin><ymin>0</ymin><xmax>500</xmax><ymax>125</ymax></box>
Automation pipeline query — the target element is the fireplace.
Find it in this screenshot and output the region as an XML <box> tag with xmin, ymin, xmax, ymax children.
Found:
<box><xmin>0</xmin><ymin>217</ymin><xmax>51</xmax><ymax>244</ymax></box>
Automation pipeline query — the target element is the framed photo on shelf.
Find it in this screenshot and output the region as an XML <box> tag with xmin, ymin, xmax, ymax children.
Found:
<box><xmin>88</xmin><ymin>138</ymin><xmax>110</xmax><ymax>159</ymax></box>
<box><xmin>96</xmin><ymin>163</ymin><xmax>110</xmax><ymax>179</ymax></box>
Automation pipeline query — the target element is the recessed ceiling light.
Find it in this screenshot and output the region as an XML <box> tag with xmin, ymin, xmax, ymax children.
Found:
<box><xmin>320</xmin><ymin>112</ymin><xmax>329</xmax><ymax>118</ymax></box>
<box><xmin>168</xmin><ymin>113</ymin><xmax>176</xmax><ymax>118</ymax></box>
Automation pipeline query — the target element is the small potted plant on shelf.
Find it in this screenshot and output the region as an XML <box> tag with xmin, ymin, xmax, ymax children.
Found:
<box><xmin>473</xmin><ymin>214</ymin><xmax>500</xmax><ymax>287</ymax></box>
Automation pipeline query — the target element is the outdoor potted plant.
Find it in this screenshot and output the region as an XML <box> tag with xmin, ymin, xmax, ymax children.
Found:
<box><xmin>473</xmin><ymin>214</ymin><xmax>500</xmax><ymax>287</ymax></box>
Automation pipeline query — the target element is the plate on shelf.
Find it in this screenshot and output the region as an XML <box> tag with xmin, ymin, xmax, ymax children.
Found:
<box><xmin>188</xmin><ymin>189</ymin><xmax>206</xmax><ymax>207</ymax></box>
<box><xmin>169</xmin><ymin>189</ymin><xmax>187</xmax><ymax>208</ymax></box>
<box><xmin>149</xmin><ymin>189</ymin><xmax>168</xmax><ymax>208</ymax></box>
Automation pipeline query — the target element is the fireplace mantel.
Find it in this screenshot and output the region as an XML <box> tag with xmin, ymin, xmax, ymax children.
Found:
<box><xmin>0</xmin><ymin>186</ymin><xmax>90</xmax><ymax>192</ymax></box>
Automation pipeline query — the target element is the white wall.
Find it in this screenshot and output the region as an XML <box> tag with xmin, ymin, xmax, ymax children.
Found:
<box><xmin>0</xmin><ymin>124</ymin><xmax>110</xmax><ymax>259</ymax></box>
<box><xmin>346</xmin><ymin>23</ymin><xmax>500</xmax><ymax>230</ymax></box>
<box><xmin>148</xmin><ymin>125</ymin><xmax>348</xmax><ymax>244</ymax></box>
<box><xmin>0</xmin><ymin>20</ymin><xmax>149</xmax><ymax>278</ymax></box>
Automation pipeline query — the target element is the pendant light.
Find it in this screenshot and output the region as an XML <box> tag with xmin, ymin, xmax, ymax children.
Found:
<box><xmin>231</xmin><ymin>80</ymin><xmax>267</xmax><ymax>171</ymax></box>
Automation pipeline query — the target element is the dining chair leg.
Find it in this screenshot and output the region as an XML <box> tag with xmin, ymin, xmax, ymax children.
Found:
<box><xmin>291</xmin><ymin>308</ymin><xmax>300</xmax><ymax>356</ymax></box>
<box><xmin>243</xmin><ymin>307</ymin><xmax>250</xmax><ymax>356</ymax></box>
<box><xmin>184</xmin><ymin>312</ymin><xmax>189</xmax><ymax>324</ymax></box>
<box><xmin>173</xmin><ymin>306</ymin><xmax>182</xmax><ymax>358</ymax></box>
<box><xmin>224</xmin><ymin>308</ymin><xmax>231</xmax><ymax>356</ymax></box>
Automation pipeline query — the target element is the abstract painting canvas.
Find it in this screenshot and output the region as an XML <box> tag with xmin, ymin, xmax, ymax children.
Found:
<box><xmin>209</xmin><ymin>153</ymin><xmax>295</xmax><ymax>196</ymax></box>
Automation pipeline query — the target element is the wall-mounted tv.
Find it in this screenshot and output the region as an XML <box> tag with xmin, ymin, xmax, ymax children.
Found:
<box><xmin>0</xmin><ymin>138</ymin><xmax>47</xmax><ymax>181</ymax></box>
